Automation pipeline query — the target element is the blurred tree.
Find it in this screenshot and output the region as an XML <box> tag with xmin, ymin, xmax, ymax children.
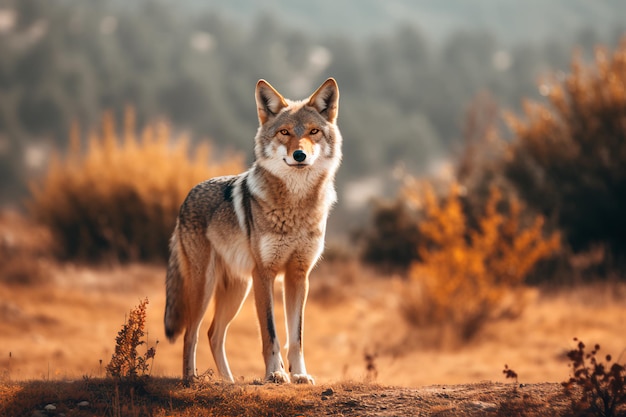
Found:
<box><xmin>358</xmin><ymin>199</ymin><xmax>422</xmax><ymax>271</ymax></box>
<box><xmin>504</xmin><ymin>39</ymin><xmax>626</xmax><ymax>260</ymax></box>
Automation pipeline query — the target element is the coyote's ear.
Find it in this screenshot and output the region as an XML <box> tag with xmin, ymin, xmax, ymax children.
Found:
<box><xmin>307</xmin><ymin>78</ymin><xmax>339</xmax><ymax>123</ymax></box>
<box><xmin>256</xmin><ymin>80</ymin><xmax>288</xmax><ymax>125</ymax></box>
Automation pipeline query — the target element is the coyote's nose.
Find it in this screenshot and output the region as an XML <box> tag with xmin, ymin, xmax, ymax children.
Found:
<box><xmin>293</xmin><ymin>150</ymin><xmax>306</xmax><ymax>163</ymax></box>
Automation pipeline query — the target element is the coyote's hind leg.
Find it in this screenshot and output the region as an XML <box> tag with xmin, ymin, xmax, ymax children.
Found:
<box><xmin>208</xmin><ymin>270</ymin><xmax>251</xmax><ymax>382</ymax></box>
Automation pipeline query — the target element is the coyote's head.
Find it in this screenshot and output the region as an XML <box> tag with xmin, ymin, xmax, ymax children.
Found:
<box><xmin>254</xmin><ymin>78</ymin><xmax>342</xmax><ymax>183</ymax></box>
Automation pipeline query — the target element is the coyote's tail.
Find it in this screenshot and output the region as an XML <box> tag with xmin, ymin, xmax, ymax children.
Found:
<box><xmin>164</xmin><ymin>222</ymin><xmax>186</xmax><ymax>342</ymax></box>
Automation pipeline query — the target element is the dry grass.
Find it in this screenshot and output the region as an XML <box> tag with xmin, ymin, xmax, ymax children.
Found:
<box><xmin>28</xmin><ymin>109</ymin><xmax>243</xmax><ymax>262</ymax></box>
<box><xmin>0</xmin><ymin>210</ymin><xmax>53</xmax><ymax>286</ymax></box>
<box><xmin>1</xmin><ymin>255</ymin><xmax>624</xmax><ymax>388</ymax></box>
<box><xmin>0</xmin><ymin>279</ymin><xmax>623</xmax><ymax>417</ymax></box>
<box><xmin>0</xmin><ymin>377</ymin><xmax>321</xmax><ymax>416</ymax></box>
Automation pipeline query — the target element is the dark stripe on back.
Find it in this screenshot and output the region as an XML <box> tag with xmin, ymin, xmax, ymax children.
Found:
<box><xmin>241</xmin><ymin>175</ymin><xmax>254</xmax><ymax>239</ymax></box>
<box><xmin>223</xmin><ymin>182</ymin><xmax>234</xmax><ymax>202</ymax></box>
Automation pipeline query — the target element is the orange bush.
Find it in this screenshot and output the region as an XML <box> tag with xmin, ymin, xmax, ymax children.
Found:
<box><xmin>402</xmin><ymin>180</ymin><xmax>560</xmax><ymax>342</ymax></box>
<box><xmin>29</xmin><ymin>109</ymin><xmax>243</xmax><ymax>262</ymax></box>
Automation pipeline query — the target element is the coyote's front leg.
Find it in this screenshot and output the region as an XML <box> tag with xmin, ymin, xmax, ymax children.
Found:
<box><xmin>252</xmin><ymin>267</ymin><xmax>289</xmax><ymax>383</ymax></box>
<box><xmin>283</xmin><ymin>260</ymin><xmax>315</xmax><ymax>384</ymax></box>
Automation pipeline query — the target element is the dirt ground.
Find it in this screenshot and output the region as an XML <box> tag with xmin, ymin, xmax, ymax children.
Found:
<box><xmin>1</xmin><ymin>378</ymin><xmax>571</xmax><ymax>416</ymax></box>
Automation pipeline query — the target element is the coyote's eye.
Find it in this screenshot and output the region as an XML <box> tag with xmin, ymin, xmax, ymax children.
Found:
<box><xmin>279</xmin><ymin>129</ymin><xmax>289</xmax><ymax>136</ymax></box>
<box><xmin>310</xmin><ymin>128</ymin><xmax>320</xmax><ymax>135</ymax></box>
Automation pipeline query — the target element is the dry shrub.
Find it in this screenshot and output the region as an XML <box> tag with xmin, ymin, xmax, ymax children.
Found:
<box><xmin>402</xmin><ymin>180</ymin><xmax>560</xmax><ymax>343</ymax></box>
<box><xmin>28</xmin><ymin>109</ymin><xmax>243</xmax><ymax>262</ymax></box>
<box><xmin>504</xmin><ymin>37</ymin><xmax>626</xmax><ymax>261</ymax></box>
<box><xmin>309</xmin><ymin>258</ymin><xmax>360</xmax><ymax>306</ymax></box>
<box><xmin>0</xmin><ymin>211</ymin><xmax>52</xmax><ymax>285</ymax></box>
<box><xmin>358</xmin><ymin>199</ymin><xmax>422</xmax><ymax>271</ymax></box>
<box><xmin>106</xmin><ymin>298</ymin><xmax>157</xmax><ymax>379</ymax></box>
<box><xmin>0</xmin><ymin>256</ymin><xmax>46</xmax><ymax>286</ymax></box>
<box><xmin>562</xmin><ymin>338</ymin><xmax>626</xmax><ymax>417</ymax></box>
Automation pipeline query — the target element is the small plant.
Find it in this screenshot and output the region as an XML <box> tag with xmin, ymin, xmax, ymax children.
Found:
<box><xmin>106</xmin><ymin>298</ymin><xmax>158</xmax><ymax>379</ymax></box>
<box><xmin>562</xmin><ymin>338</ymin><xmax>626</xmax><ymax>417</ymax></box>
<box><xmin>363</xmin><ymin>350</ymin><xmax>378</xmax><ymax>382</ymax></box>
<box><xmin>0</xmin><ymin>352</ymin><xmax>11</xmax><ymax>382</ymax></box>
<box><xmin>503</xmin><ymin>364</ymin><xmax>519</xmax><ymax>385</ymax></box>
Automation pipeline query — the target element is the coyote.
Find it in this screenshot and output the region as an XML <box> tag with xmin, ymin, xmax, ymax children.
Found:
<box><xmin>164</xmin><ymin>78</ymin><xmax>341</xmax><ymax>384</ymax></box>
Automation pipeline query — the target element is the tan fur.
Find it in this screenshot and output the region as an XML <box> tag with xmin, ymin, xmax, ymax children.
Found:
<box><xmin>164</xmin><ymin>78</ymin><xmax>341</xmax><ymax>384</ymax></box>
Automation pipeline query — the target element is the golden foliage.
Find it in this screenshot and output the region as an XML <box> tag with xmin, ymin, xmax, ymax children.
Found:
<box><xmin>29</xmin><ymin>108</ymin><xmax>243</xmax><ymax>262</ymax></box>
<box><xmin>403</xmin><ymin>180</ymin><xmax>560</xmax><ymax>342</ymax></box>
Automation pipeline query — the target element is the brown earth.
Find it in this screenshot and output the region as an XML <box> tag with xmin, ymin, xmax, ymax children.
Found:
<box><xmin>1</xmin><ymin>378</ymin><xmax>570</xmax><ymax>416</ymax></box>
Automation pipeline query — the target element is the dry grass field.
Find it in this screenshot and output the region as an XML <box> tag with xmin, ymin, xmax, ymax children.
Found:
<box><xmin>1</xmin><ymin>378</ymin><xmax>571</xmax><ymax>416</ymax></box>
<box><xmin>2</xmin><ymin>259</ymin><xmax>625</xmax><ymax>386</ymax></box>
<box><xmin>1</xmin><ymin>210</ymin><xmax>625</xmax><ymax>415</ymax></box>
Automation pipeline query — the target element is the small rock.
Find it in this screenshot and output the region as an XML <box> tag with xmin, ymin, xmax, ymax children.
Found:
<box><xmin>321</xmin><ymin>388</ymin><xmax>334</xmax><ymax>396</ymax></box>
<box><xmin>469</xmin><ymin>401</ymin><xmax>497</xmax><ymax>412</ymax></box>
<box><xmin>77</xmin><ymin>401</ymin><xmax>89</xmax><ymax>407</ymax></box>
<box><xmin>44</xmin><ymin>404</ymin><xmax>56</xmax><ymax>411</ymax></box>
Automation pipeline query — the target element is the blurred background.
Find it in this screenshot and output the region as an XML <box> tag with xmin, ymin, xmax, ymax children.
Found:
<box><xmin>1</xmin><ymin>0</ymin><xmax>626</xmax><ymax>385</ymax></box>
<box><xmin>1</xmin><ymin>0</ymin><xmax>624</xmax><ymax>214</ymax></box>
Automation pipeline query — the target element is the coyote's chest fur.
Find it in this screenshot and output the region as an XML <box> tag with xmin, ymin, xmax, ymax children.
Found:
<box><xmin>259</xmin><ymin>179</ymin><xmax>331</xmax><ymax>235</ymax></box>
<box><xmin>222</xmin><ymin>165</ymin><xmax>332</xmax><ymax>274</ymax></box>
<box><xmin>255</xmin><ymin>208</ymin><xmax>325</xmax><ymax>270</ymax></box>
<box><xmin>267</xmin><ymin>207</ymin><xmax>313</xmax><ymax>233</ymax></box>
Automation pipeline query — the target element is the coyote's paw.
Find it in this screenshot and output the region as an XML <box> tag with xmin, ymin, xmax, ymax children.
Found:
<box><xmin>267</xmin><ymin>371</ymin><xmax>290</xmax><ymax>384</ymax></box>
<box><xmin>292</xmin><ymin>374</ymin><xmax>315</xmax><ymax>385</ymax></box>
<box><xmin>183</xmin><ymin>375</ymin><xmax>201</xmax><ymax>387</ymax></box>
